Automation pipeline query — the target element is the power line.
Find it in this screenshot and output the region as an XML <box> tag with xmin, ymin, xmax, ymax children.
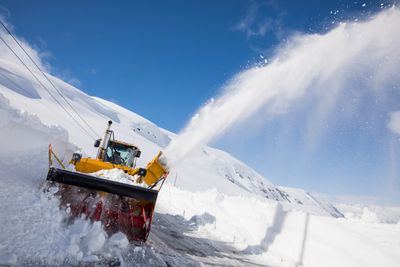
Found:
<box><xmin>0</xmin><ymin>19</ymin><xmax>99</xmax><ymax>139</ymax></box>
<box><xmin>0</xmin><ymin>34</ymin><xmax>97</xmax><ymax>140</ymax></box>
<box><xmin>0</xmin><ymin>65</ymin><xmax>39</xmax><ymax>99</ymax></box>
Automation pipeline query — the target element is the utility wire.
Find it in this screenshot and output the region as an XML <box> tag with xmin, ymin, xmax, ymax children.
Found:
<box><xmin>0</xmin><ymin>64</ymin><xmax>39</xmax><ymax>99</ymax></box>
<box><xmin>0</xmin><ymin>34</ymin><xmax>97</xmax><ymax>140</ymax></box>
<box><xmin>0</xmin><ymin>19</ymin><xmax>99</xmax><ymax>139</ymax></box>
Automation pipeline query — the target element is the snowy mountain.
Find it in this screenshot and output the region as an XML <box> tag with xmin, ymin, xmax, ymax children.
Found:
<box><xmin>0</xmin><ymin>54</ymin><xmax>344</xmax><ymax>218</ymax></box>
<box><xmin>0</xmin><ymin>25</ymin><xmax>400</xmax><ymax>266</ymax></box>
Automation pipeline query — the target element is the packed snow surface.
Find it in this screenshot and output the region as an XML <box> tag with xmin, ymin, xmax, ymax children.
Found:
<box><xmin>93</xmin><ymin>168</ymin><xmax>143</xmax><ymax>187</ymax></box>
<box><xmin>0</xmin><ymin>7</ymin><xmax>400</xmax><ymax>267</ymax></box>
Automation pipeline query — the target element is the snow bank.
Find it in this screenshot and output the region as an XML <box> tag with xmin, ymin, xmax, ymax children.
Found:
<box><xmin>156</xmin><ymin>184</ymin><xmax>400</xmax><ymax>267</ymax></box>
<box><xmin>0</xmin><ymin>93</ymin><xmax>128</xmax><ymax>265</ymax></box>
<box><xmin>338</xmin><ymin>204</ymin><xmax>400</xmax><ymax>224</ymax></box>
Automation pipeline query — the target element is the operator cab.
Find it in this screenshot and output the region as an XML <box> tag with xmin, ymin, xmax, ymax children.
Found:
<box><xmin>104</xmin><ymin>140</ymin><xmax>141</xmax><ymax>168</ymax></box>
<box><xmin>93</xmin><ymin>121</ymin><xmax>141</xmax><ymax>168</ymax></box>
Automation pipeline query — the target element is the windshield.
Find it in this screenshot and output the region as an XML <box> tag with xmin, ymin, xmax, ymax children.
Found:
<box><xmin>105</xmin><ymin>142</ymin><xmax>136</xmax><ymax>167</ymax></box>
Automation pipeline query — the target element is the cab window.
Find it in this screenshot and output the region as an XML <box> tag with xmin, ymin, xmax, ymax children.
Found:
<box><xmin>105</xmin><ymin>142</ymin><xmax>135</xmax><ymax>167</ymax></box>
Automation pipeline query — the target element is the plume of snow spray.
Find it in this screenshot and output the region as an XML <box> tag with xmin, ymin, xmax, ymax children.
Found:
<box><xmin>163</xmin><ymin>7</ymin><xmax>400</xmax><ymax>167</ymax></box>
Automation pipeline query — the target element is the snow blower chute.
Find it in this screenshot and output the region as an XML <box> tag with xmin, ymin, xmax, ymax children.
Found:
<box><xmin>46</xmin><ymin>121</ymin><xmax>168</xmax><ymax>243</ymax></box>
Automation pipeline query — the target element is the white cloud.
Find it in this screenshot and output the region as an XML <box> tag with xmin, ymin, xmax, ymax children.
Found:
<box><xmin>388</xmin><ymin>111</ymin><xmax>400</xmax><ymax>135</ymax></box>
<box><xmin>234</xmin><ymin>1</ymin><xmax>258</xmax><ymax>35</ymax></box>
<box><xmin>87</xmin><ymin>68</ymin><xmax>97</xmax><ymax>75</ymax></box>
<box><xmin>233</xmin><ymin>0</ymin><xmax>285</xmax><ymax>39</ymax></box>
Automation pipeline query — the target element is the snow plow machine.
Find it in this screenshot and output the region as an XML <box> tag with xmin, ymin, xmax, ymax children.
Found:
<box><xmin>46</xmin><ymin>121</ymin><xmax>168</xmax><ymax>243</ymax></box>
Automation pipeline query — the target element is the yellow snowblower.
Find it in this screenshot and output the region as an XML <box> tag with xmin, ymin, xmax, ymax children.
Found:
<box><xmin>46</xmin><ymin>121</ymin><xmax>168</xmax><ymax>242</ymax></box>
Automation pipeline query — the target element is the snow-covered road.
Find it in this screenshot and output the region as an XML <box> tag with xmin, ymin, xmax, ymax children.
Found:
<box><xmin>149</xmin><ymin>212</ymin><xmax>268</xmax><ymax>266</ymax></box>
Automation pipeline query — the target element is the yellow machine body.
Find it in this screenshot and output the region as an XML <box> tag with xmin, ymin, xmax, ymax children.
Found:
<box><xmin>72</xmin><ymin>151</ymin><xmax>167</xmax><ymax>187</ymax></box>
<box><xmin>144</xmin><ymin>152</ymin><xmax>165</xmax><ymax>186</ymax></box>
<box><xmin>73</xmin><ymin>158</ymin><xmax>137</xmax><ymax>176</ymax></box>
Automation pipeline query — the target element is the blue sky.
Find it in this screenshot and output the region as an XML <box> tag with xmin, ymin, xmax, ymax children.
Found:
<box><xmin>1</xmin><ymin>0</ymin><xmax>399</xmax><ymax>200</ymax></box>
<box><xmin>2</xmin><ymin>0</ymin><xmax>389</xmax><ymax>131</ymax></box>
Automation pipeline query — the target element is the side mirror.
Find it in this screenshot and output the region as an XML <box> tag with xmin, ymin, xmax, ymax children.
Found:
<box><xmin>135</xmin><ymin>150</ymin><xmax>141</xmax><ymax>158</ymax></box>
<box><xmin>72</xmin><ymin>153</ymin><xmax>82</xmax><ymax>164</ymax></box>
<box><xmin>138</xmin><ymin>168</ymin><xmax>147</xmax><ymax>177</ymax></box>
<box><xmin>94</xmin><ymin>139</ymin><xmax>101</xmax><ymax>147</ymax></box>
